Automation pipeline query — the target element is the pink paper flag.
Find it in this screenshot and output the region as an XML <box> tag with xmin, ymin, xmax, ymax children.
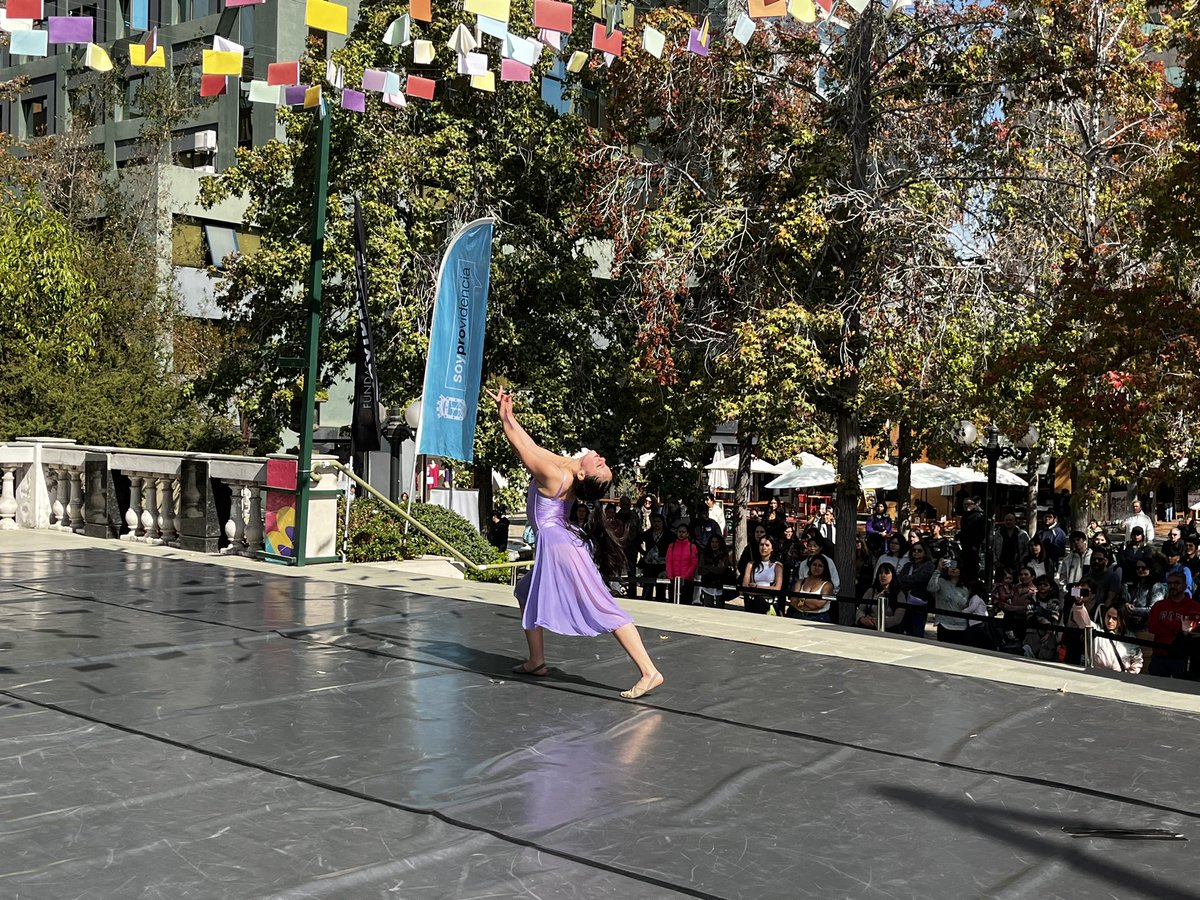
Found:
<box><xmin>500</xmin><ymin>58</ymin><xmax>531</xmax><ymax>81</ymax></box>
<box><xmin>47</xmin><ymin>16</ymin><xmax>92</xmax><ymax>43</ymax></box>
<box><xmin>532</xmin><ymin>0</ymin><xmax>571</xmax><ymax>32</ymax></box>
<box><xmin>200</xmin><ymin>74</ymin><xmax>228</xmax><ymax>97</ymax></box>
<box><xmin>405</xmin><ymin>74</ymin><xmax>436</xmax><ymax>100</ymax></box>
<box><xmin>361</xmin><ymin>68</ymin><xmax>388</xmax><ymax>91</ymax></box>
<box><xmin>590</xmin><ymin>22</ymin><xmax>622</xmax><ymax>56</ymax></box>
<box><xmin>226</xmin><ymin>0</ymin><xmax>265</xmax><ymax>6</ymax></box>
<box><xmin>267</xmin><ymin>61</ymin><xmax>300</xmax><ymax>86</ymax></box>
<box><xmin>341</xmin><ymin>88</ymin><xmax>365</xmax><ymax>112</ymax></box>
<box><xmin>6</xmin><ymin>0</ymin><xmax>43</xmax><ymax>19</ymax></box>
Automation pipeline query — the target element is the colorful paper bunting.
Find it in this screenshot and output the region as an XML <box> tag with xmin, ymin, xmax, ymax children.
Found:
<box><xmin>9</xmin><ymin>28</ymin><xmax>49</xmax><ymax>56</ymax></box>
<box><xmin>566</xmin><ymin>50</ymin><xmax>588</xmax><ymax>72</ymax></box>
<box><xmin>687</xmin><ymin>26</ymin><xmax>709</xmax><ymax>56</ymax></box>
<box><xmin>533</xmin><ymin>0</ymin><xmax>572</xmax><ymax>33</ymax></box>
<box><xmin>284</xmin><ymin>85</ymin><xmax>309</xmax><ymax>105</ymax></box>
<box><xmin>341</xmin><ymin>88</ymin><xmax>365</xmax><ymax>112</ymax></box>
<box><xmin>362</xmin><ymin>68</ymin><xmax>388</xmax><ymax>91</ymax></box>
<box><xmin>406</xmin><ymin>74</ymin><xmax>436</xmax><ymax>100</ymax></box>
<box><xmin>590</xmin><ymin>22</ymin><xmax>622</xmax><ymax>55</ymax></box>
<box><xmin>457</xmin><ymin>51</ymin><xmax>488</xmax><ymax>75</ymax></box>
<box><xmin>503</xmin><ymin>33</ymin><xmax>540</xmax><ymax>66</ymax></box>
<box><xmin>305</xmin><ymin>0</ymin><xmax>348</xmax><ymax>35</ymax></box>
<box><xmin>226</xmin><ymin>0</ymin><xmax>265</xmax><ymax>7</ymax></box>
<box><xmin>0</xmin><ymin>11</ymin><xmax>36</xmax><ymax>30</ymax></box>
<box><xmin>448</xmin><ymin>23</ymin><xmax>478</xmax><ymax>54</ymax></box>
<box><xmin>464</xmin><ymin>0</ymin><xmax>509</xmax><ymax>22</ymax></box>
<box><xmin>325</xmin><ymin>59</ymin><xmax>344</xmax><ymax>88</ymax></box>
<box><xmin>845</xmin><ymin>0</ymin><xmax>869</xmax><ymax>10</ymax></box>
<box><xmin>303</xmin><ymin>85</ymin><xmax>322</xmax><ymax>107</ymax></box>
<box><xmin>6</xmin><ymin>0</ymin><xmax>42</xmax><ymax>19</ymax></box>
<box><xmin>410</xmin><ymin>0</ymin><xmax>431</xmax><ymax>22</ymax></box>
<box><xmin>129</xmin><ymin>41</ymin><xmax>165</xmax><ymax>67</ymax></box>
<box><xmin>788</xmin><ymin>0</ymin><xmax>817</xmax><ymax>22</ymax></box>
<box><xmin>84</xmin><ymin>42</ymin><xmax>112</xmax><ymax>71</ymax></box>
<box><xmin>413</xmin><ymin>39</ymin><xmax>435</xmax><ymax>64</ymax></box>
<box><xmin>537</xmin><ymin>28</ymin><xmax>561</xmax><ymax>50</ymax></box>
<box><xmin>500</xmin><ymin>58</ymin><xmax>531</xmax><ymax>81</ymax></box>
<box><xmin>641</xmin><ymin>25</ymin><xmax>664</xmax><ymax>58</ymax></box>
<box><xmin>748</xmin><ymin>0</ymin><xmax>787</xmax><ymax>17</ymax></box>
<box><xmin>202</xmin><ymin>49</ymin><xmax>242</xmax><ymax>75</ymax></box>
<box><xmin>732</xmin><ymin>12</ymin><xmax>756</xmax><ymax>44</ymax></box>
<box><xmin>383</xmin><ymin>14</ymin><xmax>411</xmax><ymax>46</ymax></box>
<box><xmin>477</xmin><ymin>15</ymin><xmax>508</xmax><ymax>39</ymax></box>
<box><xmin>200</xmin><ymin>74</ymin><xmax>228</xmax><ymax>97</ymax></box>
<box><xmin>247</xmin><ymin>80</ymin><xmax>281</xmax><ymax>103</ymax></box>
<box><xmin>470</xmin><ymin>71</ymin><xmax>495</xmax><ymax>91</ymax></box>
<box><xmin>142</xmin><ymin>25</ymin><xmax>158</xmax><ymax>57</ymax></box>
<box><xmin>383</xmin><ymin>91</ymin><xmax>407</xmax><ymax>108</ymax></box>
<box><xmin>383</xmin><ymin>71</ymin><xmax>402</xmax><ymax>94</ymax></box>
<box><xmin>46</xmin><ymin>16</ymin><xmax>91</xmax><ymax>43</ymax></box>
<box><xmin>267</xmin><ymin>60</ymin><xmax>300</xmax><ymax>85</ymax></box>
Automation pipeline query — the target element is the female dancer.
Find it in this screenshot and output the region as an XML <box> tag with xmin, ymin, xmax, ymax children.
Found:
<box><xmin>492</xmin><ymin>388</ymin><xmax>663</xmax><ymax>699</ymax></box>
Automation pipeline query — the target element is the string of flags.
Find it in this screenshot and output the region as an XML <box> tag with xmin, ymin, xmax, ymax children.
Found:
<box><xmin>0</xmin><ymin>0</ymin><xmax>898</xmax><ymax>113</ymax></box>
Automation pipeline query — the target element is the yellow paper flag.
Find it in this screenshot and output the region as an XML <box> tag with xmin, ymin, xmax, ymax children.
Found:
<box><xmin>202</xmin><ymin>49</ymin><xmax>243</xmax><ymax>75</ymax></box>
<box><xmin>470</xmin><ymin>71</ymin><xmax>495</xmax><ymax>92</ymax></box>
<box><xmin>622</xmin><ymin>2</ymin><xmax>634</xmax><ymax>30</ymax></box>
<box><xmin>464</xmin><ymin>0</ymin><xmax>509</xmax><ymax>23</ymax></box>
<box><xmin>304</xmin><ymin>85</ymin><xmax>322</xmax><ymax>107</ymax></box>
<box><xmin>305</xmin><ymin>0</ymin><xmax>348</xmax><ymax>35</ymax></box>
<box><xmin>566</xmin><ymin>49</ymin><xmax>588</xmax><ymax>72</ymax></box>
<box><xmin>129</xmin><ymin>43</ymin><xmax>166</xmax><ymax>67</ymax></box>
<box><xmin>84</xmin><ymin>42</ymin><xmax>112</xmax><ymax>72</ymax></box>
<box><xmin>788</xmin><ymin>0</ymin><xmax>816</xmax><ymax>22</ymax></box>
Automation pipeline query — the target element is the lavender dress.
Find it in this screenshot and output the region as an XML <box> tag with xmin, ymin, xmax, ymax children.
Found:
<box><xmin>514</xmin><ymin>480</ymin><xmax>634</xmax><ymax>636</ymax></box>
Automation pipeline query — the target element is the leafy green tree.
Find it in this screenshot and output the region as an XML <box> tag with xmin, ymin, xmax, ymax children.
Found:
<box><xmin>199</xmin><ymin>3</ymin><xmax>624</xmax><ymax>475</ymax></box>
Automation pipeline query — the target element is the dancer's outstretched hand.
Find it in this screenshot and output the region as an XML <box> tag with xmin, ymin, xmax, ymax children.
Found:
<box><xmin>486</xmin><ymin>387</ymin><xmax>516</xmax><ymax>426</ymax></box>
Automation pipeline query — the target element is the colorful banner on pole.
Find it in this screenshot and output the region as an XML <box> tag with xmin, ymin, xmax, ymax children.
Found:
<box><xmin>414</xmin><ymin>217</ymin><xmax>495</xmax><ymax>463</ymax></box>
<box><xmin>350</xmin><ymin>198</ymin><xmax>382</xmax><ymax>452</ymax></box>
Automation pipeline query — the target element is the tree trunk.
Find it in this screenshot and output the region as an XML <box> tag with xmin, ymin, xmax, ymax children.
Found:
<box><xmin>1024</xmin><ymin>452</ymin><xmax>1039</xmax><ymax>535</ymax></box>
<box><xmin>835</xmin><ymin>407</ymin><xmax>860</xmax><ymax>625</ymax></box>
<box><xmin>733</xmin><ymin>431</ymin><xmax>754</xmax><ymax>562</ymax></box>
<box><xmin>895</xmin><ymin>421</ymin><xmax>912</xmax><ymax>538</ymax></box>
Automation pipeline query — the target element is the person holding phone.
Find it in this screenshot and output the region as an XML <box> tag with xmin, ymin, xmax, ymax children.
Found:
<box><xmin>928</xmin><ymin>557</ymin><xmax>972</xmax><ymax>644</ymax></box>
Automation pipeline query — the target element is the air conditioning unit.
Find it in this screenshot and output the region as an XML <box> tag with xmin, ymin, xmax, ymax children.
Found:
<box><xmin>195</xmin><ymin>164</ymin><xmax>217</xmax><ymax>174</ymax></box>
<box><xmin>193</xmin><ymin>129</ymin><xmax>217</xmax><ymax>152</ymax></box>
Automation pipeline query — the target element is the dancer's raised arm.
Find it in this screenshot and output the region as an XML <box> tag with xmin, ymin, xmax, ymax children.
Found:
<box><xmin>488</xmin><ymin>388</ymin><xmax>566</xmax><ymax>491</ymax></box>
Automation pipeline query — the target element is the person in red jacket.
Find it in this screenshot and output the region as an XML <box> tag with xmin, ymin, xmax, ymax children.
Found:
<box><xmin>666</xmin><ymin>523</ymin><xmax>699</xmax><ymax>604</ymax></box>
<box><xmin>1146</xmin><ymin>572</ymin><xmax>1200</xmax><ymax>678</ymax></box>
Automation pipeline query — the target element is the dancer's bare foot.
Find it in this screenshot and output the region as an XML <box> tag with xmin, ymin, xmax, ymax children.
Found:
<box><xmin>512</xmin><ymin>661</ymin><xmax>549</xmax><ymax>676</ymax></box>
<box><xmin>620</xmin><ymin>671</ymin><xmax>663</xmax><ymax>699</ymax></box>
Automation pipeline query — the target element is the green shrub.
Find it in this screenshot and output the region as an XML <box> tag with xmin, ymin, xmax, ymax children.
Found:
<box><xmin>340</xmin><ymin>496</ymin><xmax>513</xmax><ymax>584</ymax></box>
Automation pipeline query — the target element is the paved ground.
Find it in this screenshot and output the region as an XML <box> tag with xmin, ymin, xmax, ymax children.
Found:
<box><xmin>1</xmin><ymin>530</ymin><xmax>1198</xmax><ymax>899</ymax></box>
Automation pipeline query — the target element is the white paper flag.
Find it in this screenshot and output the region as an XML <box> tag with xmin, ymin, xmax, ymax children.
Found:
<box><xmin>733</xmin><ymin>13</ymin><xmax>756</xmax><ymax>44</ymax></box>
<box><xmin>641</xmin><ymin>25</ymin><xmax>665</xmax><ymax>58</ymax></box>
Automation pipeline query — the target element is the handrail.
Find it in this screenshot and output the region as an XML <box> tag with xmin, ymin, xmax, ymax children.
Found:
<box><xmin>316</xmin><ymin>460</ymin><xmax>533</xmax><ymax>574</ymax></box>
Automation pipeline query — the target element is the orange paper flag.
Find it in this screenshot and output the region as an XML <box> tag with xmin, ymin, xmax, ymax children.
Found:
<box><xmin>406</xmin><ymin>74</ymin><xmax>435</xmax><ymax>100</ymax></box>
<box><xmin>410</xmin><ymin>0</ymin><xmax>431</xmax><ymax>22</ymax></box>
<box><xmin>748</xmin><ymin>0</ymin><xmax>787</xmax><ymax>17</ymax></box>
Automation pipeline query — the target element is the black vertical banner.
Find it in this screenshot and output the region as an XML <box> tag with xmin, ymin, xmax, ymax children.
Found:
<box><xmin>351</xmin><ymin>198</ymin><xmax>382</xmax><ymax>452</ymax></box>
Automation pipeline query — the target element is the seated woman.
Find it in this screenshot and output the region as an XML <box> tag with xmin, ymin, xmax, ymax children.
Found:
<box><xmin>875</xmin><ymin>534</ymin><xmax>907</xmax><ymax>575</ymax></box>
<box><xmin>741</xmin><ymin>534</ymin><xmax>784</xmax><ymax>614</ymax></box>
<box><xmin>788</xmin><ymin>554</ymin><xmax>835</xmax><ymax>622</ymax></box>
<box><xmin>1089</xmin><ymin>603</ymin><xmax>1144</xmax><ymax>674</ymax></box>
<box><xmin>856</xmin><ymin>562</ymin><xmax>905</xmax><ymax>632</ymax></box>
<box><xmin>695</xmin><ymin>534</ymin><xmax>735</xmax><ymax>607</ymax></box>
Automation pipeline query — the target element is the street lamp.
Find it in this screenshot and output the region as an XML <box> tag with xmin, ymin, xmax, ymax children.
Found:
<box><xmin>954</xmin><ymin>420</ymin><xmax>1039</xmax><ymax>588</ymax></box>
<box><xmin>382</xmin><ymin>407</ymin><xmax>411</xmax><ymax>504</ymax></box>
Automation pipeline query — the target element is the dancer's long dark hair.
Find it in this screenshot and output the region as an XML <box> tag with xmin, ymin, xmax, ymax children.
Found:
<box><xmin>572</xmin><ymin>475</ymin><xmax>626</xmax><ymax>579</ymax></box>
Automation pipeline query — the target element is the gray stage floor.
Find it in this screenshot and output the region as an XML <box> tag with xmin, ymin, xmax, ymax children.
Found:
<box><xmin>0</xmin><ymin>548</ymin><xmax>1196</xmax><ymax>899</ymax></box>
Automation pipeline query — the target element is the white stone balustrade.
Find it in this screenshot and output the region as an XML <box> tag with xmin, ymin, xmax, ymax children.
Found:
<box><xmin>0</xmin><ymin>439</ymin><xmax>341</xmax><ymax>561</ymax></box>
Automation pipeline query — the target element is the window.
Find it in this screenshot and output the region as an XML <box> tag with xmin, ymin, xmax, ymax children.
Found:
<box><xmin>203</xmin><ymin>223</ymin><xmax>240</xmax><ymax>267</ymax></box>
<box><xmin>173</xmin><ymin>219</ymin><xmax>204</xmax><ymax>267</ymax></box>
<box><xmin>124</xmin><ymin>75</ymin><xmax>145</xmax><ymax>119</ymax></box>
<box><xmin>540</xmin><ymin>57</ymin><xmax>571</xmax><ymax>115</ymax></box>
<box><xmin>22</xmin><ymin>99</ymin><xmax>48</xmax><ymax>138</ymax></box>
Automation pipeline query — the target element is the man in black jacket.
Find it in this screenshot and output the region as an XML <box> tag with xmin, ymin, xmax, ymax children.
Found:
<box><xmin>958</xmin><ymin>498</ymin><xmax>986</xmax><ymax>582</ymax></box>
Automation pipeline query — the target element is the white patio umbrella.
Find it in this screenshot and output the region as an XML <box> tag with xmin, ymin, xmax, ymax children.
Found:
<box><xmin>944</xmin><ymin>465</ymin><xmax>1029</xmax><ymax>488</ymax></box>
<box><xmin>766</xmin><ymin>461</ymin><xmax>836</xmax><ymax>490</ymax></box>
<box><xmin>703</xmin><ymin>446</ymin><xmax>731</xmax><ymax>490</ymax></box>
<box><xmin>859</xmin><ymin>462</ymin><xmax>962</xmax><ymax>491</ymax></box>
<box><xmin>704</xmin><ymin>454</ymin><xmax>785</xmax><ymax>475</ymax></box>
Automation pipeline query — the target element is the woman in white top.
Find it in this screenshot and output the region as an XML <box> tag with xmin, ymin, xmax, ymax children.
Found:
<box><xmin>741</xmin><ymin>535</ymin><xmax>784</xmax><ymax>615</ymax></box>
<box><xmin>875</xmin><ymin>534</ymin><xmax>907</xmax><ymax>575</ymax></box>
<box><xmin>789</xmin><ymin>554</ymin><xmax>835</xmax><ymax>622</ymax></box>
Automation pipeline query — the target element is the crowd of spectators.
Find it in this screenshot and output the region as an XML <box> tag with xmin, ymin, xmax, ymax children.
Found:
<box><xmin>579</xmin><ymin>490</ymin><xmax>1200</xmax><ymax>682</ymax></box>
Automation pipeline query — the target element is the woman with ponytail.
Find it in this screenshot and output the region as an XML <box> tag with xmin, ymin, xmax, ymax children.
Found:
<box><xmin>492</xmin><ymin>388</ymin><xmax>663</xmax><ymax>699</ymax></box>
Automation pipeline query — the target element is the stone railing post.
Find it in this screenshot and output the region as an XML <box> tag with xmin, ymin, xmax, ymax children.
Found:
<box><xmin>0</xmin><ymin>465</ymin><xmax>18</xmax><ymax>530</ymax></box>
